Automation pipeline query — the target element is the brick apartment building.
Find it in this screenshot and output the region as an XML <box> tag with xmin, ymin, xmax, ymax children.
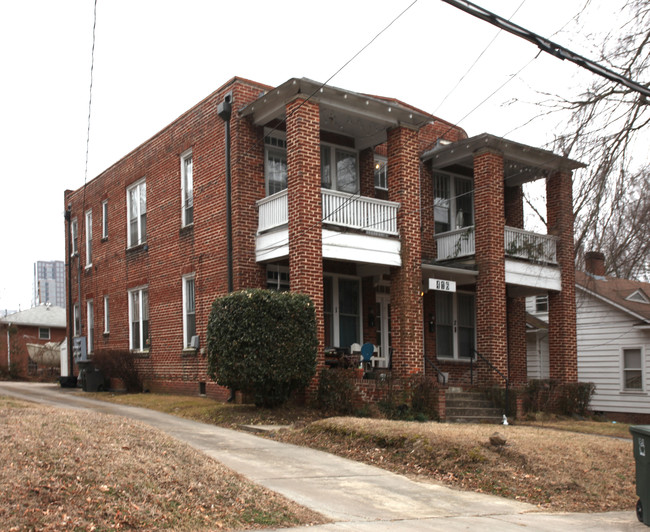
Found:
<box><xmin>64</xmin><ymin>76</ymin><xmax>583</xmax><ymax>399</ymax></box>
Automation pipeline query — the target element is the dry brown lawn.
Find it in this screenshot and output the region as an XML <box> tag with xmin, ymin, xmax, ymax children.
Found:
<box><xmin>0</xmin><ymin>396</ymin><xmax>326</xmax><ymax>531</ymax></box>
<box><xmin>273</xmin><ymin>417</ymin><xmax>636</xmax><ymax>513</ymax></box>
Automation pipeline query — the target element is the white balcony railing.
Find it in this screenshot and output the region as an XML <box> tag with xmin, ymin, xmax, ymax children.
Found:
<box><xmin>257</xmin><ymin>188</ymin><xmax>399</xmax><ymax>236</ymax></box>
<box><xmin>435</xmin><ymin>225</ymin><xmax>558</xmax><ymax>264</ymax></box>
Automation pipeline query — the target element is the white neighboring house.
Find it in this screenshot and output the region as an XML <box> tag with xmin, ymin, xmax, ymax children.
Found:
<box><xmin>526</xmin><ymin>252</ymin><xmax>650</xmax><ymax>420</ymax></box>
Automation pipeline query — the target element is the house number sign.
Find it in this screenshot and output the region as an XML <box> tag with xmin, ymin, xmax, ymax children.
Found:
<box><xmin>429</xmin><ymin>278</ymin><xmax>456</xmax><ymax>292</ymax></box>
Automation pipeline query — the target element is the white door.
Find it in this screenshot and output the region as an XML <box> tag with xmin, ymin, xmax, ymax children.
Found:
<box><xmin>375</xmin><ymin>293</ymin><xmax>391</xmax><ymax>368</ymax></box>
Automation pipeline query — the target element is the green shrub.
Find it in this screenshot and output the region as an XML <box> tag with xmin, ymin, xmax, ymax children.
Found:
<box><xmin>92</xmin><ymin>349</ymin><xmax>142</xmax><ymax>393</ymax></box>
<box><xmin>206</xmin><ymin>289</ymin><xmax>317</xmax><ymax>408</ymax></box>
<box><xmin>316</xmin><ymin>368</ymin><xmax>356</xmax><ymax>414</ymax></box>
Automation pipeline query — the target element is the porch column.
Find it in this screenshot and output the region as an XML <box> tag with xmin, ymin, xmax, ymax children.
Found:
<box><xmin>388</xmin><ymin>125</ymin><xmax>423</xmax><ymax>378</ymax></box>
<box><xmin>474</xmin><ymin>149</ymin><xmax>508</xmax><ymax>385</ymax></box>
<box><xmin>546</xmin><ymin>170</ymin><xmax>577</xmax><ymax>383</ymax></box>
<box><xmin>507</xmin><ymin>296</ymin><xmax>527</xmax><ymax>386</ymax></box>
<box><xmin>285</xmin><ymin>97</ymin><xmax>325</xmax><ymax>383</ymax></box>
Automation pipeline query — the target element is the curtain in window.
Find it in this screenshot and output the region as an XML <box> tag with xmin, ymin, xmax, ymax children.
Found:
<box><xmin>336</xmin><ymin>150</ymin><xmax>358</xmax><ymax>193</ymax></box>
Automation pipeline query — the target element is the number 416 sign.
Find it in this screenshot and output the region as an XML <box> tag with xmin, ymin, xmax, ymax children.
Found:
<box><xmin>429</xmin><ymin>278</ymin><xmax>456</xmax><ymax>292</ymax></box>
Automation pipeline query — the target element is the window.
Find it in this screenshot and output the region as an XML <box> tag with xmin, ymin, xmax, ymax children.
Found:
<box><xmin>535</xmin><ymin>295</ymin><xmax>549</xmax><ymax>313</ymax></box>
<box><xmin>38</xmin><ymin>327</ymin><xmax>50</xmax><ymax>340</ymax></box>
<box><xmin>264</xmin><ymin>135</ymin><xmax>287</xmax><ymax>195</ymax></box>
<box><xmin>266</xmin><ymin>266</ymin><xmax>290</xmax><ymax>291</ymax></box>
<box><xmin>102</xmin><ymin>200</ymin><xmax>108</xmax><ymax>239</ymax></box>
<box><xmin>324</xmin><ymin>275</ymin><xmax>361</xmax><ymax>349</ymax></box>
<box><xmin>321</xmin><ymin>145</ymin><xmax>358</xmax><ymax>193</ymax></box>
<box><xmin>85</xmin><ymin>209</ymin><xmax>92</xmax><ymax>266</ymax></box>
<box><xmin>103</xmin><ymin>295</ymin><xmax>110</xmax><ymax>334</ymax></box>
<box><xmin>623</xmin><ymin>348</ymin><xmax>644</xmax><ymax>391</ymax></box>
<box><xmin>71</xmin><ymin>218</ymin><xmax>78</xmax><ymax>255</ymax></box>
<box><xmin>436</xmin><ymin>292</ymin><xmax>476</xmax><ymax>360</ymax></box>
<box><xmin>127</xmin><ymin>179</ymin><xmax>147</xmax><ymax>247</ymax></box>
<box><xmin>434</xmin><ymin>171</ymin><xmax>474</xmax><ymax>233</ymax></box>
<box><xmin>374</xmin><ymin>156</ymin><xmax>387</xmax><ymax>190</ymax></box>
<box><xmin>183</xmin><ymin>275</ymin><xmax>196</xmax><ymax>349</ymax></box>
<box><xmin>181</xmin><ymin>150</ymin><xmax>193</xmax><ymax>226</ymax></box>
<box><xmin>129</xmin><ymin>287</ymin><xmax>150</xmax><ymax>351</ymax></box>
<box><xmin>73</xmin><ymin>303</ymin><xmax>80</xmax><ymax>337</ymax></box>
<box><xmin>87</xmin><ymin>300</ymin><xmax>94</xmax><ymax>353</ymax></box>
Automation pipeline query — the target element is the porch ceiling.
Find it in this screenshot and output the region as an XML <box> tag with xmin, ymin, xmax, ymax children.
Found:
<box><xmin>240</xmin><ymin>78</ymin><xmax>432</xmax><ymax>150</ymax></box>
<box><xmin>422</xmin><ymin>133</ymin><xmax>585</xmax><ymax>186</ymax></box>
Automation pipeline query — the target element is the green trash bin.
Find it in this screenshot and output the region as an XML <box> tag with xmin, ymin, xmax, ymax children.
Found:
<box><xmin>630</xmin><ymin>425</ymin><xmax>650</xmax><ymax>525</ymax></box>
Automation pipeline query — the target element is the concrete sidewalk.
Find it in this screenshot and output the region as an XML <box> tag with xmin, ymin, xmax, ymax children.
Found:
<box><xmin>0</xmin><ymin>382</ymin><xmax>642</xmax><ymax>531</ymax></box>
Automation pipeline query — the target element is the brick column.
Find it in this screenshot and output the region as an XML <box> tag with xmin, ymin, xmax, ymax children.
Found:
<box><xmin>359</xmin><ymin>148</ymin><xmax>375</xmax><ymax>198</ymax></box>
<box><xmin>388</xmin><ymin>126</ymin><xmax>423</xmax><ymax>377</ymax></box>
<box><xmin>285</xmin><ymin>98</ymin><xmax>325</xmax><ymax>382</ymax></box>
<box><xmin>507</xmin><ymin>296</ymin><xmax>527</xmax><ymax>386</ymax></box>
<box><xmin>474</xmin><ymin>149</ymin><xmax>507</xmax><ymax>384</ymax></box>
<box><xmin>546</xmin><ymin>170</ymin><xmax>577</xmax><ymax>383</ymax></box>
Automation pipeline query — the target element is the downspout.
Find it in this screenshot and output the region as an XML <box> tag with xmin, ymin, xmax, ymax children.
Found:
<box><xmin>217</xmin><ymin>94</ymin><xmax>233</xmax><ymax>293</ymax></box>
<box><xmin>65</xmin><ymin>205</ymin><xmax>74</xmax><ymax>375</ymax></box>
<box><xmin>6</xmin><ymin>326</ymin><xmax>10</xmax><ymax>368</ymax></box>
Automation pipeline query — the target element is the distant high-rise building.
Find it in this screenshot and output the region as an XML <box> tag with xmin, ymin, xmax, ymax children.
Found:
<box><xmin>33</xmin><ymin>260</ymin><xmax>66</xmax><ymax>308</ymax></box>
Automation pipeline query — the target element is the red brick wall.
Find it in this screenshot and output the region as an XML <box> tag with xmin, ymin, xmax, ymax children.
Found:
<box><xmin>474</xmin><ymin>149</ymin><xmax>507</xmax><ymax>384</ymax></box>
<box><xmin>507</xmin><ymin>297</ymin><xmax>527</xmax><ymax>385</ymax></box>
<box><xmin>547</xmin><ymin>171</ymin><xmax>578</xmax><ymax>383</ymax></box>
<box><xmin>388</xmin><ymin>126</ymin><xmax>423</xmax><ymax>377</ymax></box>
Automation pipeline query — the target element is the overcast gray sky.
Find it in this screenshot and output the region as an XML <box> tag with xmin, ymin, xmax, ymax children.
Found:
<box><xmin>0</xmin><ymin>0</ymin><xmax>619</xmax><ymax>311</ymax></box>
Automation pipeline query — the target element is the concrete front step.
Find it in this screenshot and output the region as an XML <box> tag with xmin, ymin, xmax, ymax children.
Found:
<box><xmin>445</xmin><ymin>390</ymin><xmax>504</xmax><ymax>424</ymax></box>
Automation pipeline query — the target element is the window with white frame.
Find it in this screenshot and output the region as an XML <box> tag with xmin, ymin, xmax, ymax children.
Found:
<box><xmin>87</xmin><ymin>300</ymin><xmax>94</xmax><ymax>353</ymax></box>
<box><xmin>38</xmin><ymin>327</ymin><xmax>50</xmax><ymax>340</ymax></box>
<box><xmin>129</xmin><ymin>287</ymin><xmax>150</xmax><ymax>351</ymax></box>
<box><xmin>127</xmin><ymin>179</ymin><xmax>147</xmax><ymax>247</ymax></box>
<box><xmin>85</xmin><ymin>209</ymin><xmax>92</xmax><ymax>266</ymax></box>
<box><xmin>374</xmin><ymin>156</ymin><xmax>387</xmax><ymax>190</ymax></box>
<box><xmin>321</xmin><ymin>145</ymin><xmax>358</xmax><ymax>193</ymax></box>
<box><xmin>535</xmin><ymin>295</ymin><xmax>549</xmax><ymax>313</ymax></box>
<box><xmin>266</xmin><ymin>266</ymin><xmax>290</xmax><ymax>291</ymax></box>
<box><xmin>433</xmin><ymin>171</ymin><xmax>474</xmax><ymax>234</ymax></box>
<box><xmin>71</xmin><ymin>218</ymin><xmax>78</xmax><ymax>256</ymax></box>
<box><xmin>436</xmin><ymin>291</ymin><xmax>476</xmax><ymax>360</ymax></box>
<box><xmin>181</xmin><ymin>150</ymin><xmax>193</xmax><ymax>226</ymax></box>
<box><xmin>183</xmin><ymin>275</ymin><xmax>196</xmax><ymax>349</ymax></box>
<box><xmin>102</xmin><ymin>200</ymin><xmax>108</xmax><ymax>239</ymax></box>
<box><xmin>623</xmin><ymin>347</ymin><xmax>644</xmax><ymax>391</ymax></box>
<box><xmin>323</xmin><ymin>275</ymin><xmax>361</xmax><ymax>349</ymax></box>
<box><xmin>73</xmin><ymin>303</ymin><xmax>80</xmax><ymax>337</ymax></box>
<box><xmin>103</xmin><ymin>295</ymin><xmax>110</xmax><ymax>334</ymax></box>
<box><xmin>264</xmin><ymin>135</ymin><xmax>287</xmax><ymax>195</ymax></box>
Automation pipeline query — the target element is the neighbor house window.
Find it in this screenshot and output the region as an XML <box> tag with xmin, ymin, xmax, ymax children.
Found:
<box><xmin>623</xmin><ymin>348</ymin><xmax>644</xmax><ymax>391</ymax></box>
<box><xmin>73</xmin><ymin>303</ymin><xmax>80</xmax><ymax>336</ymax></box>
<box><xmin>102</xmin><ymin>200</ymin><xmax>108</xmax><ymax>239</ymax></box>
<box><xmin>127</xmin><ymin>179</ymin><xmax>147</xmax><ymax>247</ymax></box>
<box><xmin>434</xmin><ymin>171</ymin><xmax>474</xmax><ymax>233</ymax></box>
<box><xmin>321</xmin><ymin>145</ymin><xmax>358</xmax><ymax>193</ymax></box>
<box><xmin>87</xmin><ymin>300</ymin><xmax>94</xmax><ymax>353</ymax></box>
<box><xmin>374</xmin><ymin>156</ymin><xmax>387</xmax><ymax>190</ymax></box>
<box><xmin>535</xmin><ymin>295</ymin><xmax>549</xmax><ymax>313</ymax></box>
<box><xmin>264</xmin><ymin>134</ymin><xmax>287</xmax><ymax>196</ymax></box>
<box><xmin>71</xmin><ymin>218</ymin><xmax>78</xmax><ymax>255</ymax></box>
<box><xmin>129</xmin><ymin>287</ymin><xmax>149</xmax><ymax>351</ymax></box>
<box><xmin>183</xmin><ymin>275</ymin><xmax>196</xmax><ymax>349</ymax></box>
<box><xmin>181</xmin><ymin>150</ymin><xmax>193</xmax><ymax>226</ymax></box>
<box><xmin>85</xmin><ymin>209</ymin><xmax>92</xmax><ymax>266</ymax></box>
<box><xmin>103</xmin><ymin>295</ymin><xmax>110</xmax><ymax>334</ymax></box>
<box><xmin>323</xmin><ymin>275</ymin><xmax>361</xmax><ymax>349</ymax></box>
<box><xmin>436</xmin><ymin>292</ymin><xmax>476</xmax><ymax>360</ymax></box>
<box><xmin>38</xmin><ymin>327</ymin><xmax>50</xmax><ymax>340</ymax></box>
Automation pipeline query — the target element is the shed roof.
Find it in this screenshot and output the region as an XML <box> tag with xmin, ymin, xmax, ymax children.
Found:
<box><xmin>0</xmin><ymin>305</ymin><xmax>66</xmax><ymax>328</ymax></box>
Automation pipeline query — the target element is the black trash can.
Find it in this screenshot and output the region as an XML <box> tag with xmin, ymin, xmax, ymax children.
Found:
<box><xmin>630</xmin><ymin>425</ymin><xmax>650</xmax><ymax>525</ymax></box>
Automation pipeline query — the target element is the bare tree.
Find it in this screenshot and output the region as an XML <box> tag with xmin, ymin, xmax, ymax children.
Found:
<box><xmin>540</xmin><ymin>0</ymin><xmax>649</xmax><ymax>279</ymax></box>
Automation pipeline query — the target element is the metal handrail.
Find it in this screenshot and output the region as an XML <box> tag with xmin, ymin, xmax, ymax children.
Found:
<box><xmin>470</xmin><ymin>348</ymin><xmax>509</xmax><ymax>418</ymax></box>
<box><xmin>424</xmin><ymin>355</ymin><xmax>447</xmax><ymax>385</ymax></box>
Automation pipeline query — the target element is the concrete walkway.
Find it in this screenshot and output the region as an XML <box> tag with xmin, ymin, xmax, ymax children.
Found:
<box><xmin>0</xmin><ymin>382</ymin><xmax>642</xmax><ymax>531</ymax></box>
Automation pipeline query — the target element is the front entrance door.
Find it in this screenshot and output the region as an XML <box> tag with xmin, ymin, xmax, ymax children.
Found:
<box><xmin>375</xmin><ymin>293</ymin><xmax>392</xmax><ymax>368</ymax></box>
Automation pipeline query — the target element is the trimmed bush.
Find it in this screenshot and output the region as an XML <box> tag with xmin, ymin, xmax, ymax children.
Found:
<box><xmin>523</xmin><ymin>379</ymin><xmax>596</xmax><ymax>416</ymax></box>
<box><xmin>206</xmin><ymin>289</ymin><xmax>318</xmax><ymax>408</ymax></box>
<box><xmin>91</xmin><ymin>349</ymin><xmax>142</xmax><ymax>393</ymax></box>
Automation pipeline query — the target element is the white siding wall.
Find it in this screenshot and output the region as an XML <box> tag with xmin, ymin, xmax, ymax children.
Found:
<box><xmin>527</xmin><ymin>331</ymin><xmax>549</xmax><ymax>380</ymax></box>
<box><xmin>576</xmin><ymin>290</ymin><xmax>650</xmax><ymax>414</ymax></box>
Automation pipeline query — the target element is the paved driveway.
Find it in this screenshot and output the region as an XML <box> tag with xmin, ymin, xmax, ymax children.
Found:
<box><xmin>0</xmin><ymin>382</ymin><xmax>642</xmax><ymax>531</ymax></box>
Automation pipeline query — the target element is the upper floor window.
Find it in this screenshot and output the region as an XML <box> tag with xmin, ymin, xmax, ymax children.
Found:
<box><xmin>102</xmin><ymin>200</ymin><xmax>108</xmax><ymax>239</ymax></box>
<box><xmin>374</xmin><ymin>156</ymin><xmax>387</xmax><ymax>190</ymax></box>
<box><xmin>71</xmin><ymin>219</ymin><xmax>78</xmax><ymax>256</ymax></box>
<box><xmin>127</xmin><ymin>179</ymin><xmax>147</xmax><ymax>247</ymax></box>
<box><xmin>264</xmin><ymin>135</ymin><xmax>287</xmax><ymax>196</ymax></box>
<box><xmin>181</xmin><ymin>150</ymin><xmax>193</xmax><ymax>226</ymax></box>
<box><xmin>434</xmin><ymin>171</ymin><xmax>474</xmax><ymax>234</ymax></box>
<box><xmin>321</xmin><ymin>145</ymin><xmax>358</xmax><ymax>193</ymax></box>
<box><xmin>129</xmin><ymin>287</ymin><xmax>149</xmax><ymax>351</ymax></box>
<box><xmin>85</xmin><ymin>209</ymin><xmax>92</xmax><ymax>266</ymax></box>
